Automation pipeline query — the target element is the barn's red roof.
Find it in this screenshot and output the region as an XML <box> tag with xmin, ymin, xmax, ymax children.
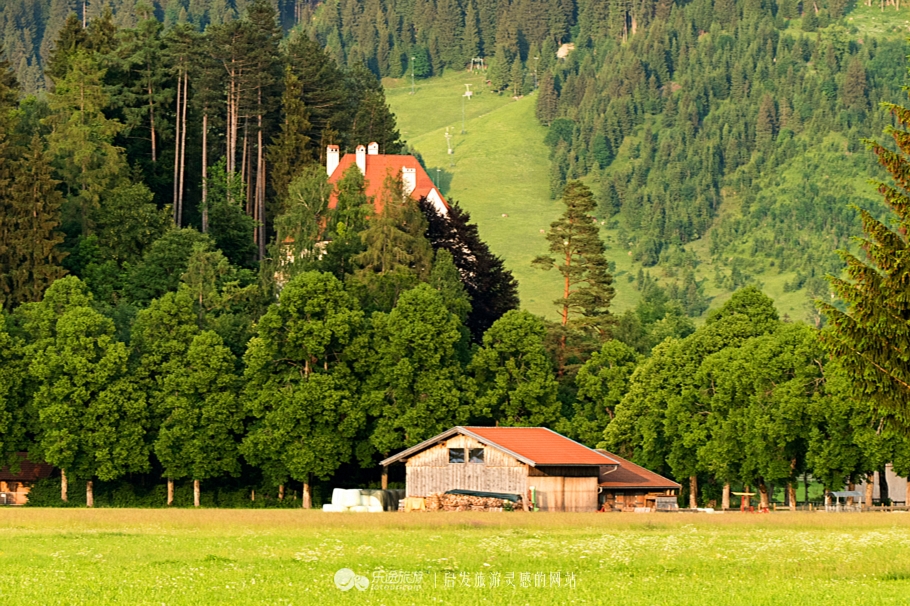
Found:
<box><xmin>467</xmin><ymin>427</ymin><xmax>616</xmax><ymax>466</ymax></box>
<box><xmin>0</xmin><ymin>453</ymin><xmax>53</xmax><ymax>482</ymax></box>
<box><xmin>380</xmin><ymin>426</ymin><xmax>617</xmax><ymax>467</ymax></box>
<box><xmin>595</xmin><ymin>449</ymin><xmax>680</xmax><ymax>490</ymax></box>
<box><xmin>328</xmin><ymin>152</ymin><xmax>445</xmax><ymax>214</ymax></box>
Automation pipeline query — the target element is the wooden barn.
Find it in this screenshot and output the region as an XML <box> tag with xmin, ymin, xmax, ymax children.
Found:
<box><xmin>596</xmin><ymin>449</ymin><xmax>680</xmax><ymax>511</ymax></box>
<box><xmin>0</xmin><ymin>453</ymin><xmax>53</xmax><ymax>505</ymax></box>
<box><xmin>380</xmin><ymin>426</ymin><xmax>618</xmax><ymax>512</ymax></box>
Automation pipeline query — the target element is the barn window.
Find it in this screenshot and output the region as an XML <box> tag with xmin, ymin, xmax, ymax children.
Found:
<box><xmin>448</xmin><ymin>448</ymin><xmax>465</xmax><ymax>464</ymax></box>
<box><xmin>469</xmin><ymin>448</ymin><xmax>485</xmax><ymax>463</ymax></box>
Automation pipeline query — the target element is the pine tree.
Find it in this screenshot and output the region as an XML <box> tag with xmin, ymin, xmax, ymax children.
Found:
<box><xmin>116</xmin><ymin>12</ymin><xmax>170</xmax><ymax>165</ymax></box>
<box><xmin>821</xmin><ymin>96</ymin><xmax>910</xmax><ymax>429</ymax></box>
<box><xmin>755</xmin><ymin>94</ymin><xmax>777</xmax><ymax>146</ymax></box>
<box><xmin>462</xmin><ymin>0</ymin><xmax>481</xmax><ymax>62</ymax></box>
<box><xmin>533</xmin><ymin>181</ymin><xmax>615</xmax><ymax>334</ymax></box>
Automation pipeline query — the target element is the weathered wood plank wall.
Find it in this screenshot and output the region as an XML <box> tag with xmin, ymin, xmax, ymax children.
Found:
<box><xmin>405</xmin><ymin>435</ymin><xmax>527</xmax><ymax>498</ymax></box>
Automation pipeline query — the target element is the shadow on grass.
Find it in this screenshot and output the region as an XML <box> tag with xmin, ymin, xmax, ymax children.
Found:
<box><xmin>427</xmin><ymin>167</ymin><xmax>454</xmax><ymax>195</ymax></box>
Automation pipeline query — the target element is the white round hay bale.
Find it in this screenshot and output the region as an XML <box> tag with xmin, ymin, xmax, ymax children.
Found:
<box><xmin>338</xmin><ymin>489</ymin><xmax>362</xmax><ymax>508</ymax></box>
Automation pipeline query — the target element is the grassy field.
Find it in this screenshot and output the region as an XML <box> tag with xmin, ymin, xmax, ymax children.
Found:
<box><xmin>385</xmin><ymin>71</ymin><xmax>564</xmax><ymax>319</ymax></box>
<box><xmin>2</xmin><ymin>509</ymin><xmax>910</xmax><ymax>604</ymax></box>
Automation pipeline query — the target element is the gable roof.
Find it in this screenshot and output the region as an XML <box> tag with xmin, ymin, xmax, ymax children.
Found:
<box><xmin>328</xmin><ymin>153</ymin><xmax>445</xmax><ymax>214</ymax></box>
<box><xmin>0</xmin><ymin>453</ymin><xmax>54</xmax><ymax>482</ymax></box>
<box><xmin>380</xmin><ymin>426</ymin><xmax>617</xmax><ymax>467</ymax></box>
<box><xmin>595</xmin><ymin>449</ymin><xmax>681</xmax><ymax>490</ymax></box>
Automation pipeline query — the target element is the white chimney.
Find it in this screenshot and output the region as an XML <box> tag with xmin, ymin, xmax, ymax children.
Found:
<box><xmin>326</xmin><ymin>145</ymin><xmax>340</xmax><ymax>177</ymax></box>
<box><xmin>355</xmin><ymin>145</ymin><xmax>367</xmax><ymax>175</ymax></box>
<box><xmin>367</xmin><ymin>141</ymin><xmax>379</xmax><ymax>155</ymax></box>
<box><xmin>402</xmin><ymin>166</ymin><xmax>417</xmax><ymax>196</ymax></box>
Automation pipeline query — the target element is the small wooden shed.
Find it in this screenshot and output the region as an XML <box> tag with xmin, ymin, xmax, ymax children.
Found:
<box><xmin>380</xmin><ymin>426</ymin><xmax>618</xmax><ymax>512</ymax></box>
<box><xmin>595</xmin><ymin>449</ymin><xmax>680</xmax><ymax>512</ymax></box>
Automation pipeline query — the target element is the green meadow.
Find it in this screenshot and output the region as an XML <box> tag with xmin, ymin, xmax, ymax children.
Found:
<box><xmin>2</xmin><ymin>509</ymin><xmax>910</xmax><ymax>604</ymax></box>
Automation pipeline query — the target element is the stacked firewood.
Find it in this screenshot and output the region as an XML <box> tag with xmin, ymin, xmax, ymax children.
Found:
<box><xmin>424</xmin><ymin>493</ymin><xmax>518</xmax><ymax>512</ymax></box>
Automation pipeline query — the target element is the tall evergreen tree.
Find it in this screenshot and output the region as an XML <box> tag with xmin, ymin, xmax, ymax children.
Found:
<box><xmin>43</xmin><ymin>48</ymin><xmax>125</xmax><ymax>235</ymax></box>
<box><xmin>268</xmin><ymin>66</ymin><xmax>312</xmax><ymax>203</ymax></box>
<box><xmin>420</xmin><ymin>198</ymin><xmax>519</xmax><ymax>342</ymax></box>
<box><xmin>0</xmin><ymin>136</ymin><xmax>67</xmax><ymax>309</ymax></box>
<box><xmin>533</xmin><ymin>181</ymin><xmax>615</xmax><ymax>333</ymax></box>
<box><xmin>821</xmin><ymin>96</ymin><xmax>910</xmax><ymax>430</ymax></box>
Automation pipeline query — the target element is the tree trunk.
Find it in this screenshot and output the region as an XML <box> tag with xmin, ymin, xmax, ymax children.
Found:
<box><xmin>167</xmin><ymin>478</ymin><xmax>174</xmax><ymax>506</ymax></box>
<box><xmin>61</xmin><ymin>469</ymin><xmax>68</xmax><ymax>502</ymax></box>
<box><xmin>865</xmin><ymin>473</ymin><xmax>874</xmax><ymax>508</ymax></box>
<box><xmin>721</xmin><ymin>483</ymin><xmax>730</xmax><ymax>510</ymax></box>
<box><xmin>178</xmin><ymin>70</ymin><xmax>188</xmax><ymax>225</ymax></box>
<box><xmin>381</xmin><ymin>468</ymin><xmax>388</xmax><ymax>490</ymax></box>
<box><xmin>788</xmin><ymin>482</ymin><xmax>797</xmax><ymax>512</ymax></box>
<box><xmin>202</xmin><ymin>112</ymin><xmax>208</xmax><ymax>233</ymax></box>
<box><xmin>242</xmin><ymin>126</ymin><xmax>250</xmax><ymax>214</ymax></box>
<box><xmin>847</xmin><ymin>482</ymin><xmax>855</xmax><ymax>506</ymax></box>
<box><xmin>148</xmin><ymin>80</ymin><xmax>157</xmax><ymax>162</ymax></box>
<box><xmin>193</xmin><ymin>479</ymin><xmax>200</xmax><ymax>508</ymax></box>
<box><xmin>256</xmin><ymin>108</ymin><xmax>264</xmax><ymax>260</ymax></box>
<box><xmin>758</xmin><ymin>480</ymin><xmax>769</xmax><ymax>510</ymax></box>
<box><xmin>303</xmin><ymin>478</ymin><xmax>312</xmax><ymax>509</ymax></box>
<box><xmin>173</xmin><ymin>72</ymin><xmax>182</xmax><ymax>225</ymax></box>
<box><xmin>278</xmin><ymin>484</ymin><xmax>284</xmax><ymax>500</ymax></box>
<box><xmin>879</xmin><ymin>467</ymin><xmax>890</xmax><ymax>505</ymax></box>
<box><xmin>743</xmin><ymin>484</ymin><xmax>750</xmax><ymax>510</ymax></box>
<box><xmin>689</xmin><ymin>475</ymin><xmax>698</xmax><ymax>509</ymax></box>
<box><xmin>86</xmin><ymin>480</ymin><xmax>94</xmax><ymax>508</ymax></box>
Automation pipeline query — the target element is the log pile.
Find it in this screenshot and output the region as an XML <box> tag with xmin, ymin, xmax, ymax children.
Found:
<box><xmin>424</xmin><ymin>492</ymin><xmax>519</xmax><ymax>512</ymax></box>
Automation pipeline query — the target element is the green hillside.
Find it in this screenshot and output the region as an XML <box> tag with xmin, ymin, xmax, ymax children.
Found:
<box><xmin>385</xmin><ymin>72</ymin><xmax>566</xmax><ymax>319</ymax></box>
<box><xmin>386</xmin><ymin>69</ymin><xmax>871</xmax><ymax>322</ymax></box>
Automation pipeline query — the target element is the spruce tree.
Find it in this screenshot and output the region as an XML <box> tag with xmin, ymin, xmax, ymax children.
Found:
<box><xmin>0</xmin><ymin>136</ymin><xmax>67</xmax><ymax>309</ymax></box>
<box><xmin>353</xmin><ymin>174</ymin><xmax>432</xmax><ymax>311</ymax></box>
<box><xmin>821</xmin><ymin>96</ymin><xmax>910</xmax><ymax>429</ymax></box>
<box><xmin>268</xmin><ymin>66</ymin><xmax>313</xmax><ymax>203</ymax></box>
<box><xmin>43</xmin><ymin>48</ymin><xmax>125</xmax><ymax>235</ymax></box>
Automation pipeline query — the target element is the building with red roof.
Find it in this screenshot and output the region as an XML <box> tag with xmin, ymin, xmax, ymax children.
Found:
<box><xmin>326</xmin><ymin>143</ymin><xmax>448</xmax><ymax>215</ymax></box>
<box><xmin>380</xmin><ymin>426</ymin><xmax>618</xmax><ymax>512</ymax></box>
<box><xmin>0</xmin><ymin>453</ymin><xmax>54</xmax><ymax>505</ymax></box>
<box><xmin>596</xmin><ymin>449</ymin><xmax>680</xmax><ymax>512</ymax></box>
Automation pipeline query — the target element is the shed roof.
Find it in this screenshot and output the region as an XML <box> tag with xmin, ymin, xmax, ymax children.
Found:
<box><xmin>0</xmin><ymin>453</ymin><xmax>54</xmax><ymax>482</ymax></box>
<box><xmin>380</xmin><ymin>426</ymin><xmax>617</xmax><ymax>467</ymax></box>
<box><xmin>595</xmin><ymin>449</ymin><xmax>681</xmax><ymax>490</ymax></box>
